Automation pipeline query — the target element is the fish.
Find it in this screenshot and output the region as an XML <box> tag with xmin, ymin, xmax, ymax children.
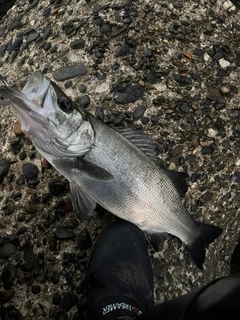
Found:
<box><xmin>0</xmin><ymin>71</ymin><xmax>222</xmax><ymax>269</ymax></box>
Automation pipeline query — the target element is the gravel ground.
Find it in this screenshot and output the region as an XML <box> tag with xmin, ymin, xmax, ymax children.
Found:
<box><xmin>0</xmin><ymin>0</ymin><xmax>240</xmax><ymax>319</ymax></box>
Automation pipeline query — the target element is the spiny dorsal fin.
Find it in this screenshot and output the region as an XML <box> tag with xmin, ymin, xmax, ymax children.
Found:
<box><xmin>114</xmin><ymin>127</ymin><xmax>190</xmax><ymax>197</ymax></box>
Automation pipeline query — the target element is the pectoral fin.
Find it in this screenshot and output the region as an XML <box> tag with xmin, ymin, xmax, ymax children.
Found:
<box><xmin>77</xmin><ymin>158</ymin><xmax>114</xmax><ymax>181</ymax></box>
<box><xmin>70</xmin><ymin>182</ymin><xmax>96</xmax><ymax>221</ymax></box>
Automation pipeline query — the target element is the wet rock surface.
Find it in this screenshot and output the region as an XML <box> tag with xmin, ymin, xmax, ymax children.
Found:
<box><xmin>0</xmin><ymin>0</ymin><xmax>240</xmax><ymax>319</ymax></box>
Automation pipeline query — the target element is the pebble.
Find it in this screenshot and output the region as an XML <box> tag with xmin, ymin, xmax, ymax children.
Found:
<box><xmin>95</xmin><ymin>82</ymin><xmax>109</xmax><ymax>93</ymax></box>
<box><xmin>95</xmin><ymin>107</ymin><xmax>104</xmax><ymax>120</ymax></box>
<box><xmin>48</xmin><ymin>233</ymin><xmax>57</xmax><ymax>251</ymax></box>
<box><xmin>23</xmin><ymin>245</ymin><xmax>38</xmax><ymax>268</ymax></box>
<box><xmin>115</xmin><ymin>43</ymin><xmax>129</xmax><ymax>57</ymax></box>
<box><xmin>201</xmin><ymin>146</ymin><xmax>213</xmax><ymax>155</ymax></box>
<box><xmin>70</xmin><ymin>39</ymin><xmax>85</xmax><ymax>49</ymax></box>
<box><xmin>62</xmin><ymin>291</ymin><xmax>77</xmax><ymax>310</ymax></box>
<box><xmin>9</xmin><ymin>38</ymin><xmax>22</xmax><ymax>54</ymax></box>
<box><xmin>2</xmin><ymin>289</ymin><xmax>15</xmax><ymax>303</ymax></box>
<box><xmin>0</xmin><ymin>243</ymin><xmax>16</xmax><ymax>259</ymax></box>
<box><xmin>26</xmin><ymin>32</ymin><xmax>39</xmax><ymax>45</ymax></box>
<box><xmin>77</xmin><ymin>228</ymin><xmax>92</xmax><ymax>250</ymax></box>
<box><xmin>144</xmin><ymin>72</ymin><xmax>159</xmax><ymax>84</ymax></box>
<box><xmin>42</xmin><ymin>6</ymin><xmax>51</xmax><ymax>17</ymax></box>
<box><xmin>48</xmin><ymin>179</ymin><xmax>67</xmax><ymax>196</ymax></box>
<box><xmin>193</xmin><ymin>48</ymin><xmax>204</xmax><ymax>56</ymax></box>
<box><xmin>24</xmin><ymin>200</ymin><xmax>38</xmax><ymax>213</ymax></box>
<box><xmin>79</xmin><ymin>84</ymin><xmax>87</xmax><ymax>93</ymax></box>
<box><xmin>52</xmin><ymin>63</ymin><xmax>87</xmax><ymax>81</ymax></box>
<box><xmin>22</xmin><ymin>163</ymin><xmax>39</xmax><ymax>179</ymax></box>
<box><xmin>13</xmin><ymin>120</ymin><xmax>23</xmax><ymax>135</ymax></box>
<box><xmin>64</xmin><ymin>218</ymin><xmax>78</xmax><ymax>229</ymax></box>
<box><xmin>55</xmin><ymin>226</ymin><xmax>75</xmax><ymax>240</ymax></box>
<box><xmin>0</xmin><ymin>158</ymin><xmax>10</xmax><ymax>182</ymax></box>
<box><xmin>219</xmin><ymin>58</ymin><xmax>231</xmax><ymax>69</ymax></box>
<box><xmin>52</xmin><ymin>292</ymin><xmax>61</xmax><ymax>305</ymax></box>
<box><xmin>51</xmin><ymin>271</ymin><xmax>60</xmax><ymax>285</ymax></box>
<box><xmin>2</xmin><ymin>264</ymin><xmax>18</xmax><ymax>289</ymax></box>
<box><xmin>206</xmin><ymin>88</ymin><xmax>222</xmax><ymax>101</ymax></box>
<box><xmin>76</xmin><ymin>95</ymin><xmax>90</xmax><ymax>108</ymax></box>
<box><xmin>32</xmin><ymin>284</ymin><xmax>41</xmax><ymax>295</ymax></box>
<box><xmin>132</xmin><ymin>105</ymin><xmax>146</xmax><ymax>120</ymax></box>
<box><xmin>113</xmin><ymin>84</ymin><xmax>144</xmax><ymax>104</ymax></box>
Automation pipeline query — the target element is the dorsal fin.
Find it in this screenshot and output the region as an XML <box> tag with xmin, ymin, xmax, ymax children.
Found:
<box><xmin>166</xmin><ymin>171</ymin><xmax>189</xmax><ymax>197</ymax></box>
<box><xmin>114</xmin><ymin>127</ymin><xmax>189</xmax><ymax>197</ymax></box>
<box><xmin>114</xmin><ymin>127</ymin><xmax>160</xmax><ymax>163</ymax></box>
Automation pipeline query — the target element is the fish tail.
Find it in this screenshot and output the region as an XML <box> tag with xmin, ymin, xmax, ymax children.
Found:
<box><xmin>186</xmin><ymin>223</ymin><xmax>222</xmax><ymax>269</ymax></box>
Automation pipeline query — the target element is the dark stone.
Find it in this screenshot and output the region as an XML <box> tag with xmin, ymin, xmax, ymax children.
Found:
<box><xmin>53</xmin><ymin>64</ymin><xmax>88</xmax><ymax>81</ymax></box>
<box><xmin>55</xmin><ymin>227</ymin><xmax>75</xmax><ymax>240</ymax></box>
<box><xmin>193</xmin><ymin>48</ymin><xmax>205</xmax><ymax>56</ymax></box>
<box><xmin>233</xmin><ymin>129</ymin><xmax>240</xmax><ymax>138</ymax></box>
<box><xmin>114</xmin><ymin>113</ymin><xmax>126</xmax><ymax>125</ymax></box>
<box><xmin>95</xmin><ymin>107</ymin><xmax>104</xmax><ymax>120</ymax></box>
<box><xmin>43</xmin><ymin>26</ymin><xmax>52</xmax><ymax>40</ymax></box>
<box><xmin>132</xmin><ymin>105</ymin><xmax>146</xmax><ymax>120</ymax></box>
<box><xmin>43</xmin><ymin>6</ymin><xmax>51</xmax><ymax>17</ymax></box>
<box><xmin>9</xmin><ymin>38</ymin><xmax>23</xmax><ymax>54</ymax></box>
<box><xmin>144</xmin><ymin>72</ymin><xmax>158</xmax><ymax>84</ymax></box>
<box><xmin>0</xmin><ymin>243</ymin><xmax>16</xmax><ymax>259</ymax></box>
<box><xmin>201</xmin><ymin>146</ymin><xmax>213</xmax><ymax>155</ymax></box>
<box><xmin>23</xmin><ymin>245</ymin><xmax>38</xmax><ymax>268</ymax></box>
<box><xmin>62</xmin><ymin>291</ymin><xmax>77</xmax><ymax>310</ymax></box>
<box><xmin>32</xmin><ymin>284</ymin><xmax>41</xmax><ymax>295</ymax></box>
<box><xmin>213</xmin><ymin>52</ymin><xmax>224</xmax><ymax>60</ymax></box>
<box><xmin>113</xmin><ymin>84</ymin><xmax>144</xmax><ymax>104</ymax></box>
<box><xmin>214</xmin><ymin>102</ymin><xmax>226</xmax><ymax>110</ymax></box>
<box><xmin>141</xmin><ymin>117</ymin><xmax>149</xmax><ymax>125</ymax></box>
<box><xmin>48</xmin><ymin>179</ymin><xmax>67</xmax><ymax>196</ymax></box>
<box><xmin>115</xmin><ymin>43</ymin><xmax>129</xmax><ymax>57</ymax></box>
<box><xmin>79</xmin><ymin>84</ymin><xmax>87</xmax><ymax>93</ymax></box>
<box><xmin>42</xmin><ymin>193</ymin><xmax>52</xmax><ymax>203</ymax></box>
<box><xmin>26</xmin><ymin>32</ymin><xmax>40</xmax><ymax>45</ymax></box>
<box><xmin>0</xmin><ymin>44</ymin><xmax>7</xmax><ymax>57</ymax></box>
<box><xmin>191</xmin><ymin>173</ymin><xmax>199</xmax><ymax>183</ymax></box>
<box><xmin>174</xmin><ymin>76</ymin><xmax>192</xmax><ymax>86</ymax></box>
<box><xmin>48</xmin><ymin>232</ymin><xmax>57</xmax><ymax>251</ymax></box>
<box><xmin>70</xmin><ymin>39</ymin><xmax>85</xmax><ymax>49</ymax></box>
<box><xmin>22</xmin><ymin>163</ymin><xmax>39</xmax><ymax>179</ymax></box>
<box><xmin>206</xmin><ymin>88</ymin><xmax>222</xmax><ymax>101</ymax></box>
<box><xmin>51</xmin><ymin>271</ymin><xmax>60</xmax><ymax>284</ymax></box>
<box><xmin>77</xmin><ymin>228</ymin><xmax>92</xmax><ymax>250</ymax></box>
<box><xmin>76</xmin><ymin>95</ymin><xmax>90</xmax><ymax>108</ymax></box>
<box><xmin>52</xmin><ymin>292</ymin><xmax>61</xmax><ymax>305</ymax></box>
<box><xmin>2</xmin><ymin>264</ymin><xmax>18</xmax><ymax>290</ymax></box>
<box><xmin>100</xmin><ymin>23</ymin><xmax>112</xmax><ymax>33</ymax></box>
<box><xmin>0</xmin><ymin>158</ymin><xmax>10</xmax><ymax>182</ymax></box>
<box><xmin>232</xmin><ymin>22</ymin><xmax>240</xmax><ymax>31</ymax></box>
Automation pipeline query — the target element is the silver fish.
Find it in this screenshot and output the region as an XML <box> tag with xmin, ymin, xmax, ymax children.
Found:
<box><xmin>0</xmin><ymin>71</ymin><xmax>222</xmax><ymax>269</ymax></box>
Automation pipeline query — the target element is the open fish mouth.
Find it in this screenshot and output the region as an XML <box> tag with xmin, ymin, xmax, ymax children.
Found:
<box><xmin>0</xmin><ymin>71</ymin><xmax>51</xmax><ymax>111</ymax></box>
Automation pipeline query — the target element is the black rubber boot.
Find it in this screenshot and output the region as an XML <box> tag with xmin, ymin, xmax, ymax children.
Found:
<box><xmin>138</xmin><ymin>273</ymin><xmax>240</xmax><ymax>320</ymax></box>
<box><xmin>86</xmin><ymin>219</ymin><xmax>154</xmax><ymax>320</ymax></box>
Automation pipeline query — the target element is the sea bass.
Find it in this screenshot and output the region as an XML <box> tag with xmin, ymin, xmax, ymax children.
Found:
<box><xmin>0</xmin><ymin>71</ymin><xmax>222</xmax><ymax>269</ymax></box>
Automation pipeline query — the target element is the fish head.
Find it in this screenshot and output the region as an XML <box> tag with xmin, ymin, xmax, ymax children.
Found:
<box><xmin>0</xmin><ymin>71</ymin><xmax>94</xmax><ymax>157</ymax></box>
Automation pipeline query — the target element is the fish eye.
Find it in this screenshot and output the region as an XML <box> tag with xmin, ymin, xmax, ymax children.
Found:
<box><xmin>58</xmin><ymin>96</ymin><xmax>73</xmax><ymax>113</ymax></box>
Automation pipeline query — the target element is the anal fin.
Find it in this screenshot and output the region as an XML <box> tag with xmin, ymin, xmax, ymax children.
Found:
<box><xmin>70</xmin><ymin>182</ymin><xmax>96</xmax><ymax>222</ymax></box>
<box><xmin>146</xmin><ymin>233</ymin><xmax>169</xmax><ymax>251</ymax></box>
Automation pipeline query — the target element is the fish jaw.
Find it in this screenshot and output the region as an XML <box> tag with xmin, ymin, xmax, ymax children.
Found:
<box><xmin>0</xmin><ymin>71</ymin><xmax>95</xmax><ymax>157</ymax></box>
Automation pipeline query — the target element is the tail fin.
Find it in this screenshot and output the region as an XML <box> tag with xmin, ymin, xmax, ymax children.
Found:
<box><xmin>186</xmin><ymin>223</ymin><xmax>222</xmax><ymax>269</ymax></box>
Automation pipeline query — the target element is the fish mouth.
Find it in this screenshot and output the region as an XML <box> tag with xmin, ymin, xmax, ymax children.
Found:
<box><xmin>0</xmin><ymin>71</ymin><xmax>50</xmax><ymax>111</ymax></box>
<box><xmin>0</xmin><ymin>71</ymin><xmax>53</xmax><ymax>139</ymax></box>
